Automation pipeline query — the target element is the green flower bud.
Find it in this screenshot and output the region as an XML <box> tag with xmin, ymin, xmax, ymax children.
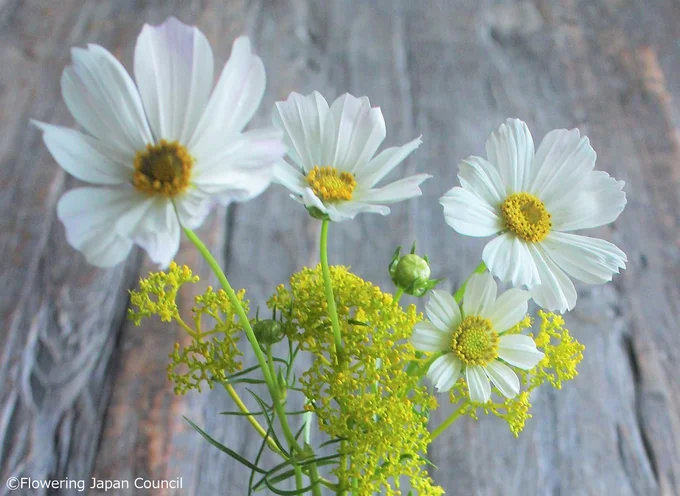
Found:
<box><xmin>253</xmin><ymin>319</ymin><xmax>284</xmax><ymax>345</ymax></box>
<box><xmin>394</xmin><ymin>254</ymin><xmax>431</xmax><ymax>286</ymax></box>
<box><xmin>389</xmin><ymin>243</ymin><xmax>443</xmax><ymax>297</ymax></box>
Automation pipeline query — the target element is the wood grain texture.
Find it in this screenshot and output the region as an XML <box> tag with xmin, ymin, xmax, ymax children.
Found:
<box><xmin>0</xmin><ymin>0</ymin><xmax>678</xmax><ymax>495</ymax></box>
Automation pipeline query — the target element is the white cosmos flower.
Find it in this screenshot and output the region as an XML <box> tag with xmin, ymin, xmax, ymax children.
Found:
<box><xmin>34</xmin><ymin>17</ymin><xmax>284</xmax><ymax>267</ymax></box>
<box><xmin>272</xmin><ymin>92</ymin><xmax>430</xmax><ymax>221</ymax></box>
<box><xmin>411</xmin><ymin>273</ymin><xmax>544</xmax><ymax>403</ymax></box>
<box><xmin>441</xmin><ymin>118</ymin><xmax>627</xmax><ymax>313</ymax></box>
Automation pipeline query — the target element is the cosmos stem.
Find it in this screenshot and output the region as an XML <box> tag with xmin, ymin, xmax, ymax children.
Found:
<box><xmin>182</xmin><ymin>227</ymin><xmax>303</xmax><ymax>455</ymax></box>
<box><xmin>320</xmin><ymin>219</ymin><xmax>345</xmax><ymax>362</ymax></box>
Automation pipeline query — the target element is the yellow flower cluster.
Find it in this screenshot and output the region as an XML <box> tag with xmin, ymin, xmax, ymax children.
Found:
<box><xmin>447</xmin><ymin>312</ymin><xmax>584</xmax><ymax>437</ymax></box>
<box><xmin>128</xmin><ymin>262</ymin><xmax>198</xmax><ymax>324</ymax></box>
<box><xmin>269</xmin><ymin>265</ymin><xmax>443</xmax><ymax>496</ymax></box>
<box><xmin>128</xmin><ymin>263</ymin><xmax>247</xmax><ymax>395</ymax></box>
<box><xmin>531</xmin><ymin>310</ymin><xmax>585</xmax><ymax>389</ymax></box>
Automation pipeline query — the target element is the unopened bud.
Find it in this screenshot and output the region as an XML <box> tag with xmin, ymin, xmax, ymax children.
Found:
<box><xmin>394</xmin><ymin>254</ymin><xmax>431</xmax><ymax>287</ymax></box>
<box><xmin>253</xmin><ymin>319</ymin><xmax>284</xmax><ymax>345</ymax></box>
<box><xmin>389</xmin><ymin>243</ymin><xmax>442</xmax><ymax>297</ymax></box>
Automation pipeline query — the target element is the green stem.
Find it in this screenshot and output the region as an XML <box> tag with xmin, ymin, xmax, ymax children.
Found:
<box><xmin>394</xmin><ymin>287</ymin><xmax>404</xmax><ymax>303</ymax></box>
<box><xmin>309</xmin><ymin>464</ymin><xmax>323</xmax><ymax>496</ymax></box>
<box><xmin>453</xmin><ymin>261</ymin><xmax>487</xmax><ymax>303</ymax></box>
<box><xmin>294</xmin><ymin>465</ymin><xmax>304</xmax><ymax>492</ymax></box>
<box><xmin>430</xmin><ymin>403</ymin><xmax>467</xmax><ymax>441</ymax></box>
<box><xmin>183</xmin><ymin>227</ymin><xmax>302</xmax><ymax>454</ymax></box>
<box><xmin>319</xmin><ymin>219</ymin><xmax>348</xmax><ymax>495</ymax></box>
<box><xmin>320</xmin><ymin>219</ymin><xmax>344</xmax><ymax>362</ymax></box>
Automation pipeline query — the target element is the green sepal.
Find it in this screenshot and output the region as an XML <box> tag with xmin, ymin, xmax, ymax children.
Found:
<box><xmin>306</xmin><ymin>206</ymin><xmax>330</xmax><ymax>221</ymax></box>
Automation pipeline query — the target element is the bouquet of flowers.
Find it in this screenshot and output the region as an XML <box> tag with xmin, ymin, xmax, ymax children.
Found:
<box><xmin>35</xmin><ymin>17</ymin><xmax>627</xmax><ymax>495</ymax></box>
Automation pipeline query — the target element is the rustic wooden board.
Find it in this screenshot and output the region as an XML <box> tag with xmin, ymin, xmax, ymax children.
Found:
<box><xmin>0</xmin><ymin>0</ymin><xmax>678</xmax><ymax>495</ymax></box>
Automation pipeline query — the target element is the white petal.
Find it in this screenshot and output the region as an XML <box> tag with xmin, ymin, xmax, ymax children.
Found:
<box><xmin>498</xmin><ymin>334</ymin><xmax>544</xmax><ymax>369</ymax></box>
<box><xmin>484</xmin><ymin>360</ymin><xmax>520</xmax><ymax>399</ymax></box>
<box><xmin>33</xmin><ymin>122</ymin><xmax>131</xmax><ymax>185</ymax></box>
<box><xmin>425</xmin><ymin>290</ymin><xmax>462</xmax><ymax>331</ymax></box>
<box><xmin>299</xmin><ymin>187</ymin><xmax>328</xmax><ymax>213</ymax></box>
<box><xmin>441</xmin><ymin>187</ymin><xmax>503</xmax><ymax>237</ymax></box>
<box><xmin>174</xmin><ymin>188</ymin><xmax>213</xmax><ymax>229</ymax></box>
<box><xmin>485</xmin><ymin>118</ymin><xmax>535</xmax><ymax>194</ymax></box>
<box><xmin>324</xmin><ymin>201</ymin><xmax>390</xmax><ymax>221</ymax></box>
<box><xmin>354</xmin><ymin>174</ymin><xmax>431</xmax><ymax>204</ymax></box>
<box><xmin>541</xmin><ymin>232</ymin><xmax>627</xmax><ymax>284</ymax></box>
<box><xmin>527</xmin><ymin>243</ymin><xmax>577</xmax><ymax>313</ymax></box>
<box><xmin>462</xmin><ymin>273</ymin><xmax>497</xmax><ymax>318</ymax></box>
<box><xmin>273</xmin><ymin>160</ymin><xmax>307</xmax><ymax>195</ymax></box>
<box><xmin>427</xmin><ymin>354</ymin><xmax>462</xmax><ymax>393</ymax></box>
<box><xmin>487</xmin><ymin>288</ymin><xmax>530</xmax><ymax>333</ymax></box>
<box><xmin>329</xmin><ymin>94</ymin><xmax>377</xmax><ymax>171</ymax></box>
<box><xmin>134</xmin><ymin>16</ymin><xmax>214</xmax><ymax>143</ymax></box>
<box><xmin>57</xmin><ymin>188</ymin><xmax>139</xmax><ymax>267</ymax></box>
<box><xmin>550</xmin><ymin>171</ymin><xmax>626</xmax><ymax>231</ymax></box>
<box><xmin>529</xmin><ymin>128</ymin><xmax>596</xmax><ymax>206</ymax></box>
<box><xmin>192</xmin><ymin>127</ymin><xmax>284</xmax><ymax>204</ymax></box>
<box><xmin>466</xmin><ymin>365</ymin><xmax>491</xmax><ymax>402</ymax></box>
<box><xmin>272</xmin><ymin>91</ymin><xmax>333</xmax><ymax>171</ymax></box>
<box><xmin>457</xmin><ymin>155</ymin><xmax>506</xmax><ymax>207</ymax></box>
<box><xmin>115</xmin><ymin>197</ymin><xmax>180</xmax><ymax>267</ymax></box>
<box><xmin>61</xmin><ymin>44</ymin><xmax>152</xmax><ymax>153</ymax></box>
<box><xmin>356</xmin><ymin>136</ymin><xmax>422</xmax><ymax>188</ymax></box>
<box><xmin>411</xmin><ymin>321</ymin><xmax>451</xmax><ymax>352</ymax></box>
<box><xmin>482</xmin><ymin>233</ymin><xmax>541</xmax><ymax>288</ymax></box>
<box><xmin>188</xmin><ymin>37</ymin><xmax>265</xmax><ymax>156</ymax></box>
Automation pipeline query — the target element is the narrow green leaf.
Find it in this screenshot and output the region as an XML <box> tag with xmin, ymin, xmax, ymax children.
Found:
<box><xmin>228</xmin><ymin>378</ymin><xmax>268</xmax><ymax>385</ymax></box>
<box><xmin>218</xmin><ymin>410</ymin><xmax>307</xmax><ymax>417</ymax></box>
<box><xmin>317</xmin><ymin>437</ymin><xmax>347</xmax><ymax>449</ymax></box>
<box><xmin>248</xmin><ymin>424</ymin><xmax>273</xmax><ymax>496</ymax></box>
<box><xmin>184</xmin><ymin>417</ymin><xmax>266</xmax><ymax>474</ymax></box>
<box><xmin>246</xmin><ymin>389</ymin><xmax>288</xmax><ymax>456</ymax></box>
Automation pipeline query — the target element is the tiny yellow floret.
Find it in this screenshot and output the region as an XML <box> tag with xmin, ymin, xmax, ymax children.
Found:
<box><xmin>306</xmin><ymin>166</ymin><xmax>356</xmax><ymax>202</ymax></box>
<box><xmin>451</xmin><ymin>316</ymin><xmax>498</xmax><ymax>365</ymax></box>
<box><xmin>501</xmin><ymin>192</ymin><xmax>552</xmax><ymax>242</ymax></box>
<box><xmin>133</xmin><ymin>140</ymin><xmax>193</xmax><ymax>197</ymax></box>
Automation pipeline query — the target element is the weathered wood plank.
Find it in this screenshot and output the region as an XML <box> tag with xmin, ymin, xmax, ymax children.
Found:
<box><xmin>0</xmin><ymin>1</ymin><xmax>146</xmax><ymax>493</ymax></box>
<box><xmin>0</xmin><ymin>0</ymin><xmax>678</xmax><ymax>495</ymax></box>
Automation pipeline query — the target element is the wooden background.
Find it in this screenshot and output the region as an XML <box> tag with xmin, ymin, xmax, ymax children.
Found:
<box><xmin>1</xmin><ymin>0</ymin><xmax>679</xmax><ymax>494</ymax></box>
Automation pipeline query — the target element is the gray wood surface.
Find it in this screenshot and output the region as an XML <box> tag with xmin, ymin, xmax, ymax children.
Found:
<box><xmin>1</xmin><ymin>0</ymin><xmax>679</xmax><ymax>495</ymax></box>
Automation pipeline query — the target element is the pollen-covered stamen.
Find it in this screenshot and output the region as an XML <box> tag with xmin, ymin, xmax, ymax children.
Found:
<box><xmin>133</xmin><ymin>140</ymin><xmax>193</xmax><ymax>197</ymax></box>
<box><xmin>451</xmin><ymin>316</ymin><xmax>499</xmax><ymax>365</ymax></box>
<box><xmin>501</xmin><ymin>192</ymin><xmax>552</xmax><ymax>243</ymax></box>
<box><xmin>306</xmin><ymin>166</ymin><xmax>357</xmax><ymax>202</ymax></box>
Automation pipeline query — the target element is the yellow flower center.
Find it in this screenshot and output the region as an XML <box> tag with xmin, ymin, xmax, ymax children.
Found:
<box><xmin>451</xmin><ymin>316</ymin><xmax>499</xmax><ymax>365</ymax></box>
<box><xmin>306</xmin><ymin>166</ymin><xmax>356</xmax><ymax>202</ymax></box>
<box><xmin>500</xmin><ymin>192</ymin><xmax>552</xmax><ymax>242</ymax></box>
<box><xmin>133</xmin><ymin>140</ymin><xmax>193</xmax><ymax>197</ymax></box>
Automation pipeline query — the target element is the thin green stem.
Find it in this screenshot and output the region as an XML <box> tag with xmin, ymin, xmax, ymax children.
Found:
<box><xmin>430</xmin><ymin>403</ymin><xmax>467</xmax><ymax>441</ymax></box>
<box><xmin>294</xmin><ymin>465</ymin><xmax>304</xmax><ymax>492</ymax></box>
<box><xmin>453</xmin><ymin>261</ymin><xmax>487</xmax><ymax>303</ymax></box>
<box><xmin>183</xmin><ymin>227</ymin><xmax>302</xmax><ymax>454</ymax></box>
<box><xmin>308</xmin><ymin>464</ymin><xmax>324</xmax><ymax>496</ymax></box>
<box><xmin>320</xmin><ymin>219</ymin><xmax>344</xmax><ymax>362</ymax></box>
<box><xmin>394</xmin><ymin>287</ymin><xmax>404</xmax><ymax>303</ymax></box>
